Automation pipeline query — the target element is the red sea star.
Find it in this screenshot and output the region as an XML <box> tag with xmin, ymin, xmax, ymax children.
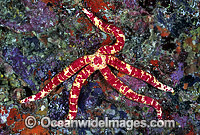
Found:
<box><xmin>20</xmin><ymin>8</ymin><xmax>174</xmax><ymax>119</ymax></box>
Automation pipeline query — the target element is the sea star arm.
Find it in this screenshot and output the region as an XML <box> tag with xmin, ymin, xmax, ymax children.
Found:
<box><xmin>20</xmin><ymin>55</ymin><xmax>92</xmax><ymax>103</ymax></box>
<box><xmin>67</xmin><ymin>64</ymin><xmax>96</xmax><ymax>119</ymax></box>
<box><xmin>100</xmin><ymin>66</ymin><xmax>163</xmax><ymax>119</ymax></box>
<box><xmin>82</xmin><ymin>8</ymin><xmax>125</xmax><ymax>55</ymax></box>
<box><xmin>106</xmin><ymin>56</ymin><xmax>174</xmax><ymax>93</ymax></box>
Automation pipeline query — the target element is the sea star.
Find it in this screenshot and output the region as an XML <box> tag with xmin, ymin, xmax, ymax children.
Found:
<box><xmin>20</xmin><ymin>8</ymin><xmax>174</xmax><ymax>119</ymax></box>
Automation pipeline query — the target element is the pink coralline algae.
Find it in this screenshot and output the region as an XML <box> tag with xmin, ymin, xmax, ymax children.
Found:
<box><xmin>0</xmin><ymin>0</ymin><xmax>58</xmax><ymax>33</ymax></box>
<box><xmin>120</xmin><ymin>75</ymin><xmax>147</xmax><ymax>90</ymax></box>
<box><xmin>172</xmin><ymin>112</ymin><xmax>188</xmax><ymax>128</ymax></box>
<box><xmin>170</xmin><ymin>63</ymin><xmax>184</xmax><ymax>87</ymax></box>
